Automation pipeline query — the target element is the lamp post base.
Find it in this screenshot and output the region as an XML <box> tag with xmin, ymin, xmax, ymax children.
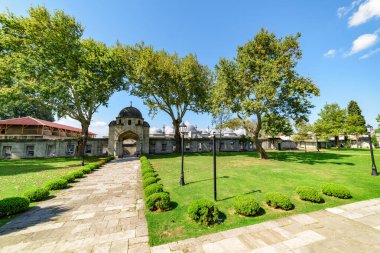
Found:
<box><xmin>179</xmin><ymin>177</ymin><xmax>185</xmax><ymax>186</ymax></box>
<box><xmin>372</xmin><ymin>168</ymin><xmax>378</xmax><ymax>176</ymax></box>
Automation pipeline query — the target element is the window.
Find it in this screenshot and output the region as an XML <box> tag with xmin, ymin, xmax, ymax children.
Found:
<box><xmin>47</xmin><ymin>145</ymin><xmax>56</xmax><ymax>157</ymax></box>
<box><xmin>162</xmin><ymin>143</ymin><xmax>167</xmax><ymax>151</ymax></box>
<box><xmin>128</xmin><ymin>120</ymin><xmax>131</xmax><ymax>125</ymax></box>
<box><xmin>138</xmin><ymin>120</ymin><xmax>141</xmax><ymax>125</ymax></box>
<box><xmin>26</xmin><ymin>145</ymin><xmax>34</xmax><ymax>157</ymax></box>
<box><xmin>185</xmin><ymin>142</ymin><xmax>190</xmax><ymax>151</ymax></box>
<box><xmin>67</xmin><ymin>144</ymin><xmax>75</xmax><ymax>155</ymax></box>
<box><xmin>85</xmin><ymin>144</ymin><xmax>92</xmax><ymax>154</ymax></box>
<box><xmin>198</xmin><ymin>143</ymin><xmax>202</xmax><ymax>151</ymax></box>
<box><xmin>2</xmin><ymin>146</ymin><xmax>11</xmax><ymax>158</ymax></box>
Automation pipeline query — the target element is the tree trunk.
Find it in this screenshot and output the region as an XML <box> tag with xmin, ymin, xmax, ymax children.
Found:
<box><xmin>334</xmin><ymin>136</ymin><xmax>339</xmax><ymax>148</ymax></box>
<box><xmin>75</xmin><ymin>123</ymin><xmax>89</xmax><ymax>159</ymax></box>
<box><xmin>173</xmin><ymin>119</ymin><xmax>181</xmax><ymax>153</ymax></box>
<box><xmin>253</xmin><ymin>115</ymin><xmax>268</xmax><ymax>159</ymax></box>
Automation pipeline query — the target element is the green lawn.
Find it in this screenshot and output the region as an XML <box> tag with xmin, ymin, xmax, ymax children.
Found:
<box><xmin>147</xmin><ymin>149</ymin><xmax>380</xmax><ymax>246</ymax></box>
<box><xmin>0</xmin><ymin>157</ymin><xmax>97</xmax><ymax>199</ymax></box>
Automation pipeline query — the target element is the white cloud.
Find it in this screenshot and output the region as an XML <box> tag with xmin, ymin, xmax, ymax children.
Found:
<box><xmin>346</xmin><ymin>33</ymin><xmax>378</xmax><ymax>55</ymax></box>
<box><xmin>92</xmin><ymin>121</ymin><xmax>107</xmax><ymax>127</ymax></box>
<box><xmin>349</xmin><ymin>0</ymin><xmax>380</xmax><ymax>27</ymax></box>
<box><xmin>323</xmin><ymin>49</ymin><xmax>337</xmax><ymax>58</ymax></box>
<box><xmin>360</xmin><ymin>47</ymin><xmax>380</xmax><ymax>58</ymax></box>
<box><xmin>337</xmin><ymin>0</ymin><xmax>363</xmax><ymax>18</ymax></box>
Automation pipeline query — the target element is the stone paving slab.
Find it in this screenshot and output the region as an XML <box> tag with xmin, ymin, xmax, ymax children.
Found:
<box><xmin>0</xmin><ymin>158</ymin><xmax>149</xmax><ymax>253</ymax></box>
<box><xmin>151</xmin><ymin>198</ymin><xmax>380</xmax><ymax>253</ymax></box>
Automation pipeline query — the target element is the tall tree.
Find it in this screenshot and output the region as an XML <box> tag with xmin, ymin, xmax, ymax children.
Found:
<box><xmin>314</xmin><ymin>103</ymin><xmax>346</xmax><ymax>147</ymax></box>
<box><xmin>262</xmin><ymin>114</ymin><xmax>293</xmax><ymax>141</ymax></box>
<box><xmin>376</xmin><ymin>114</ymin><xmax>380</xmax><ymax>129</ymax></box>
<box><xmin>293</xmin><ymin>120</ymin><xmax>313</xmax><ymax>141</ymax></box>
<box><xmin>0</xmin><ymin>7</ymin><xmax>127</xmax><ymax>156</ymax></box>
<box><xmin>124</xmin><ymin>44</ymin><xmax>212</xmax><ymax>152</ymax></box>
<box><xmin>212</xmin><ymin>105</ymin><xmax>232</xmax><ymax>151</ymax></box>
<box><xmin>211</xmin><ymin>29</ymin><xmax>319</xmax><ymax>159</ymax></box>
<box><xmin>345</xmin><ymin>100</ymin><xmax>366</xmax><ymax>147</ymax></box>
<box><xmin>0</xmin><ymin>98</ymin><xmax>54</xmax><ymax>121</ymax></box>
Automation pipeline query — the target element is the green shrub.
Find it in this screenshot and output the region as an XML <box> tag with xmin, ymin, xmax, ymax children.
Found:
<box><xmin>45</xmin><ymin>179</ymin><xmax>68</xmax><ymax>190</ymax></box>
<box><xmin>71</xmin><ymin>170</ymin><xmax>84</xmax><ymax>178</ymax></box>
<box><xmin>61</xmin><ymin>173</ymin><xmax>76</xmax><ymax>183</ymax></box>
<box><xmin>143</xmin><ymin>177</ymin><xmax>158</xmax><ymax>188</ymax></box>
<box><xmin>234</xmin><ymin>195</ymin><xmax>261</xmax><ymax>216</ymax></box>
<box><xmin>0</xmin><ymin>197</ymin><xmax>30</xmax><ymax>218</ymax></box>
<box><xmin>321</xmin><ymin>183</ymin><xmax>352</xmax><ymax>199</ymax></box>
<box><xmin>146</xmin><ymin>192</ymin><xmax>171</xmax><ymax>211</ymax></box>
<box><xmin>296</xmin><ymin>186</ymin><xmax>323</xmax><ymax>203</ymax></box>
<box><xmin>187</xmin><ymin>199</ymin><xmax>220</xmax><ymax>225</ymax></box>
<box><xmin>88</xmin><ymin>163</ymin><xmax>100</xmax><ymax>171</ymax></box>
<box><xmin>144</xmin><ymin>183</ymin><xmax>163</xmax><ymax>197</ymax></box>
<box><xmin>24</xmin><ymin>188</ymin><xmax>50</xmax><ymax>202</ymax></box>
<box><xmin>81</xmin><ymin>166</ymin><xmax>92</xmax><ymax>174</ymax></box>
<box><xmin>265</xmin><ymin>192</ymin><xmax>293</xmax><ymax>210</ymax></box>
<box><xmin>143</xmin><ymin>172</ymin><xmax>157</xmax><ymax>180</ymax></box>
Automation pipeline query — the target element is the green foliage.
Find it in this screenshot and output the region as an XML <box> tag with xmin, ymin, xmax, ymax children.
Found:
<box><xmin>296</xmin><ymin>186</ymin><xmax>323</xmax><ymax>203</ymax></box>
<box><xmin>262</xmin><ymin>114</ymin><xmax>294</xmax><ymax>137</ymax></box>
<box><xmin>24</xmin><ymin>188</ymin><xmax>50</xmax><ymax>202</ymax></box>
<box><xmin>212</xmin><ymin>28</ymin><xmax>319</xmax><ymax>159</ymax></box>
<box><xmin>143</xmin><ymin>172</ymin><xmax>157</xmax><ymax>180</ymax></box>
<box><xmin>70</xmin><ymin>170</ymin><xmax>84</xmax><ymax>179</ymax></box>
<box><xmin>314</xmin><ymin>104</ymin><xmax>346</xmax><ymax>144</ymax></box>
<box><xmin>293</xmin><ymin>120</ymin><xmax>313</xmax><ymax>142</ymax></box>
<box><xmin>187</xmin><ymin>199</ymin><xmax>220</xmax><ymax>225</ymax></box>
<box><xmin>45</xmin><ymin>178</ymin><xmax>68</xmax><ymax>190</ymax></box>
<box><xmin>81</xmin><ymin>166</ymin><xmax>92</xmax><ymax>174</ymax></box>
<box><xmin>265</xmin><ymin>192</ymin><xmax>293</xmax><ymax>210</ymax></box>
<box><xmin>144</xmin><ymin>183</ymin><xmax>163</xmax><ymax>197</ymax></box>
<box><xmin>372</xmin><ymin>136</ymin><xmax>379</xmax><ymax>147</ymax></box>
<box><xmin>61</xmin><ymin>173</ymin><xmax>76</xmax><ymax>183</ymax></box>
<box><xmin>146</xmin><ymin>192</ymin><xmax>171</xmax><ymax>211</ymax></box>
<box><xmin>143</xmin><ymin>177</ymin><xmax>158</xmax><ymax>188</ymax></box>
<box><xmin>321</xmin><ymin>183</ymin><xmax>352</xmax><ymax>199</ymax></box>
<box><xmin>233</xmin><ymin>195</ymin><xmax>261</xmax><ymax>216</ymax></box>
<box><xmin>346</xmin><ymin>100</ymin><xmax>366</xmax><ymax>135</ymax></box>
<box><xmin>0</xmin><ymin>197</ymin><xmax>30</xmax><ymax>218</ymax></box>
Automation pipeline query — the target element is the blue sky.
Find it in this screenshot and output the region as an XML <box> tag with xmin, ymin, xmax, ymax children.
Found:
<box><xmin>1</xmin><ymin>0</ymin><xmax>379</xmax><ymax>136</ymax></box>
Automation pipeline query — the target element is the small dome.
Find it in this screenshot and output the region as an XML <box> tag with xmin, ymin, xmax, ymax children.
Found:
<box><xmin>109</xmin><ymin>120</ymin><xmax>117</xmax><ymax>127</ymax></box>
<box><xmin>149</xmin><ymin>128</ymin><xmax>163</xmax><ymax>135</ymax></box>
<box><xmin>143</xmin><ymin>121</ymin><xmax>150</xmax><ymax>127</ymax></box>
<box><xmin>118</xmin><ymin>106</ymin><xmax>143</xmax><ymax>119</ymax></box>
<box><xmin>165</xmin><ymin>126</ymin><xmax>175</xmax><ymax>135</ymax></box>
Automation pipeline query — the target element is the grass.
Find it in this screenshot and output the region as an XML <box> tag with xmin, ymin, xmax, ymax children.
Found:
<box><xmin>0</xmin><ymin>157</ymin><xmax>99</xmax><ymax>199</ymax></box>
<box><xmin>146</xmin><ymin>149</ymin><xmax>380</xmax><ymax>246</ymax></box>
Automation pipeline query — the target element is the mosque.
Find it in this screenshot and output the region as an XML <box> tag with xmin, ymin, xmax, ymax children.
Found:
<box><xmin>0</xmin><ymin>105</ymin><xmax>295</xmax><ymax>159</ymax></box>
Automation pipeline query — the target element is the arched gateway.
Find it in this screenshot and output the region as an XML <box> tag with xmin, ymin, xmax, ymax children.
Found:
<box><xmin>108</xmin><ymin>106</ymin><xmax>150</xmax><ymax>157</ymax></box>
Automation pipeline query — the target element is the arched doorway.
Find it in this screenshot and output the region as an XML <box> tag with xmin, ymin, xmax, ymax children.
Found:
<box><xmin>119</xmin><ymin>131</ymin><xmax>140</xmax><ymax>157</ymax></box>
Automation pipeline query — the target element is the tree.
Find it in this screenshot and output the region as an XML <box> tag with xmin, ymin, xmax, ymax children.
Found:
<box><xmin>262</xmin><ymin>114</ymin><xmax>293</xmax><ymax>147</ymax></box>
<box><xmin>0</xmin><ymin>98</ymin><xmax>54</xmax><ymax>121</ymax></box>
<box><xmin>0</xmin><ymin>7</ymin><xmax>127</xmax><ymax>157</ymax></box>
<box><xmin>345</xmin><ymin>100</ymin><xmax>366</xmax><ymax>147</ymax></box>
<box><xmin>377</xmin><ymin>114</ymin><xmax>380</xmax><ymax>129</ymax></box>
<box><xmin>211</xmin><ymin>29</ymin><xmax>319</xmax><ymax>159</ymax></box>
<box><xmin>293</xmin><ymin>121</ymin><xmax>313</xmax><ymax>151</ymax></box>
<box><xmin>212</xmin><ymin>105</ymin><xmax>232</xmax><ymax>151</ymax></box>
<box><xmin>124</xmin><ymin>44</ymin><xmax>212</xmax><ymax>152</ymax></box>
<box><xmin>314</xmin><ymin>103</ymin><xmax>346</xmax><ymax>147</ymax></box>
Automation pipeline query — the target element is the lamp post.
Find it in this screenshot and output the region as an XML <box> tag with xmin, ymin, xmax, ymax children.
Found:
<box><xmin>82</xmin><ymin>133</ymin><xmax>86</xmax><ymax>166</ymax></box>
<box><xmin>315</xmin><ymin>134</ymin><xmax>320</xmax><ymax>152</ymax></box>
<box><xmin>213</xmin><ymin>132</ymin><xmax>217</xmax><ymax>201</ymax></box>
<box><xmin>179</xmin><ymin>123</ymin><xmax>187</xmax><ymax>186</ymax></box>
<box><xmin>366</xmin><ymin>125</ymin><xmax>378</xmax><ymax>176</ymax></box>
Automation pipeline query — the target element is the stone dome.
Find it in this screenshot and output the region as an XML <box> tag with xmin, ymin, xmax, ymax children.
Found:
<box><xmin>118</xmin><ymin>106</ymin><xmax>143</xmax><ymax>119</ymax></box>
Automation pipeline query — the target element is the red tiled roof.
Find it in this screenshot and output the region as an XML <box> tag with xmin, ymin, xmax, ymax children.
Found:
<box><xmin>0</xmin><ymin>117</ymin><xmax>95</xmax><ymax>135</ymax></box>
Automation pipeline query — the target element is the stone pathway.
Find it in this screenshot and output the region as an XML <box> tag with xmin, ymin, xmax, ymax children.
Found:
<box><xmin>0</xmin><ymin>158</ymin><xmax>149</xmax><ymax>253</ymax></box>
<box><xmin>151</xmin><ymin>198</ymin><xmax>380</xmax><ymax>253</ymax></box>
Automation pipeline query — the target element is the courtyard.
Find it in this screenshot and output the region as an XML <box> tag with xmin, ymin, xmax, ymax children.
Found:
<box><xmin>146</xmin><ymin>149</ymin><xmax>380</xmax><ymax>245</ymax></box>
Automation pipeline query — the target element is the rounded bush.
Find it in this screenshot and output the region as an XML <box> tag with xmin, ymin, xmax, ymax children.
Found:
<box><xmin>296</xmin><ymin>186</ymin><xmax>323</xmax><ymax>203</ymax></box>
<box><xmin>265</xmin><ymin>192</ymin><xmax>293</xmax><ymax>210</ymax></box>
<box><xmin>187</xmin><ymin>199</ymin><xmax>219</xmax><ymax>225</ymax></box>
<box><xmin>81</xmin><ymin>166</ymin><xmax>92</xmax><ymax>174</ymax></box>
<box><xmin>71</xmin><ymin>170</ymin><xmax>84</xmax><ymax>179</ymax></box>
<box><xmin>45</xmin><ymin>179</ymin><xmax>68</xmax><ymax>190</ymax></box>
<box><xmin>146</xmin><ymin>192</ymin><xmax>171</xmax><ymax>211</ymax></box>
<box><xmin>142</xmin><ymin>166</ymin><xmax>154</xmax><ymax>176</ymax></box>
<box><xmin>61</xmin><ymin>173</ymin><xmax>76</xmax><ymax>183</ymax></box>
<box><xmin>88</xmin><ymin>164</ymin><xmax>100</xmax><ymax>171</ymax></box>
<box><xmin>0</xmin><ymin>197</ymin><xmax>30</xmax><ymax>218</ymax></box>
<box><xmin>143</xmin><ymin>176</ymin><xmax>158</xmax><ymax>188</ymax></box>
<box><xmin>143</xmin><ymin>172</ymin><xmax>157</xmax><ymax>180</ymax></box>
<box><xmin>234</xmin><ymin>195</ymin><xmax>261</xmax><ymax>216</ymax></box>
<box><xmin>321</xmin><ymin>183</ymin><xmax>352</xmax><ymax>199</ymax></box>
<box><xmin>24</xmin><ymin>188</ymin><xmax>50</xmax><ymax>202</ymax></box>
<box><xmin>144</xmin><ymin>183</ymin><xmax>163</xmax><ymax>197</ymax></box>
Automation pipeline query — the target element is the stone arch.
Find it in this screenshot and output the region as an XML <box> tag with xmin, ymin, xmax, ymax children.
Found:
<box><xmin>118</xmin><ymin>131</ymin><xmax>140</xmax><ymax>157</ymax></box>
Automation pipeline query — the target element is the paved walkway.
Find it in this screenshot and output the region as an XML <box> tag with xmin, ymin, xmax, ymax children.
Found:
<box><xmin>0</xmin><ymin>158</ymin><xmax>149</xmax><ymax>253</ymax></box>
<box><xmin>151</xmin><ymin>198</ymin><xmax>380</xmax><ymax>253</ymax></box>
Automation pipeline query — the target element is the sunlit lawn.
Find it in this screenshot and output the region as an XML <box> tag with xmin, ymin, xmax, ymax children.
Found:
<box><xmin>147</xmin><ymin>149</ymin><xmax>380</xmax><ymax>246</ymax></box>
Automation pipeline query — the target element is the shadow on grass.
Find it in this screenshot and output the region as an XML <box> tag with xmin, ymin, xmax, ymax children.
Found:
<box><xmin>0</xmin><ymin>205</ymin><xmax>69</xmax><ymax>236</ymax></box>
<box><xmin>218</xmin><ymin>189</ymin><xmax>262</xmax><ymax>201</ymax></box>
<box><xmin>269</xmin><ymin>151</ymin><xmax>355</xmax><ymax>166</ymax></box>
<box><xmin>169</xmin><ymin>201</ymin><xmax>178</xmax><ymax>210</ymax></box>
<box><xmin>186</xmin><ymin>176</ymin><xmax>230</xmax><ymax>185</ymax></box>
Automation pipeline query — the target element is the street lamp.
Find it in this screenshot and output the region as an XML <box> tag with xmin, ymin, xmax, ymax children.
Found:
<box><xmin>366</xmin><ymin>124</ymin><xmax>378</xmax><ymax>176</ymax></box>
<box><xmin>82</xmin><ymin>133</ymin><xmax>87</xmax><ymax>166</ymax></box>
<box><xmin>212</xmin><ymin>132</ymin><xmax>217</xmax><ymax>201</ymax></box>
<box><xmin>179</xmin><ymin>123</ymin><xmax>187</xmax><ymax>186</ymax></box>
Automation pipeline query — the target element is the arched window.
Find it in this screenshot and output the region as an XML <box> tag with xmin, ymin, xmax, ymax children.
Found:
<box><xmin>128</xmin><ymin>120</ymin><xmax>131</xmax><ymax>125</ymax></box>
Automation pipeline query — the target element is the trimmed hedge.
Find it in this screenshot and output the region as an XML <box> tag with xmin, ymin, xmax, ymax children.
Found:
<box><xmin>234</xmin><ymin>195</ymin><xmax>261</xmax><ymax>216</ymax></box>
<box><xmin>321</xmin><ymin>183</ymin><xmax>352</xmax><ymax>199</ymax></box>
<box><xmin>143</xmin><ymin>172</ymin><xmax>157</xmax><ymax>180</ymax></box>
<box><xmin>144</xmin><ymin>183</ymin><xmax>163</xmax><ymax>197</ymax></box>
<box><xmin>81</xmin><ymin>166</ymin><xmax>92</xmax><ymax>174</ymax></box>
<box><xmin>0</xmin><ymin>197</ymin><xmax>30</xmax><ymax>218</ymax></box>
<box><xmin>45</xmin><ymin>178</ymin><xmax>68</xmax><ymax>190</ymax></box>
<box><xmin>61</xmin><ymin>173</ymin><xmax>76</xmax><ymax>183</ymax></box>
<box><xmin>296</xmin><ymin>186</ymin><xmax>323</xmax><ymax>203</ymax></box>
<box><xmin>265</xmin><ymin>192</ymin><xmax>293</xmax><ymax>210</ymax></box>
<box><xmin>188</xmin><ymin>199</ymin><xmax>219</xmax><ymax>225</ymax></box>
<box><xmin>146</xmin><ymin>192</ymin><xmax>171</xmax><ymax>211</ymax></box>
<box><xmin>143</xmin><ymin>176</ymin><xmax>158</xmax><ymax>188</ymax></box>
<box><xmin>24</xmin><ymin>188</ymin><xmax>50</xmax><ymax>202</ymax></box>
<box><xmin>71</xmin><ymin>170</ymin><xmax>84</xmax><ymax>179</ymax></box>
